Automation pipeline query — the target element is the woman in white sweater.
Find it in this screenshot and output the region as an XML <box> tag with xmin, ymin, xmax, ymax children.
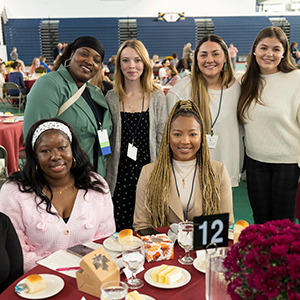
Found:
<box><xmin>237</xmin><ymin>27</ymin><xmax>300</xmax><ymax>224</ymax></box>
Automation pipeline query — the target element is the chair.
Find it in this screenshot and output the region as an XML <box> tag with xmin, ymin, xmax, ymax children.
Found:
<box><xmin>0</xmin><ymin>145</ymin><xmax>8</xmax><ymax>183</ymax></box>
<box><xmin>3</xmin><ymin>82</ymin><xmax>26</xmax><ymax>113</ymax></box>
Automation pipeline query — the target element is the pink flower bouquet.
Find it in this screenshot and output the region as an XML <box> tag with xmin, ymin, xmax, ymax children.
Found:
<box><xmin>224</xmin><ymin>219</ymin><xmax>300</xmax><ymax>300</ymax></box>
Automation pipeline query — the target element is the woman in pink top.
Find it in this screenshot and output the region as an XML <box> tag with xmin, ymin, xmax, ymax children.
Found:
<box><xmin>0</xmin><ymin>119</ymin><xmax>115</xmax><ymax>272</ymax></box>
<box><xmin>162</xmin><ymin>65</ymin><xmax>181</xmax><ymax>87</ymax></box>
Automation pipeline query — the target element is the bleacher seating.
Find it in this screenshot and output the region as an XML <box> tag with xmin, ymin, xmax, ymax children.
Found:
<box><xmin>3</xmin><ymin>16</ymin><xmax>300</xmax><ymax>66</ymax></box>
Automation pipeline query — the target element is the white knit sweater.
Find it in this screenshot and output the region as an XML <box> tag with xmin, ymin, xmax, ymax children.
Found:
<box><xmin>244</xmin><ymin>70</ymin><xmax>300</xmax><ymax>164</ymax></box>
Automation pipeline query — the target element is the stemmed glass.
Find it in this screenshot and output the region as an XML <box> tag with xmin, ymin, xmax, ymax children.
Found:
<box><xmin>122</xmin><ymin>239</ymin><xmax>145</xmax><ymax>289</ymax></box>
<box><xmin>177</xmin><ymin>221</ymin><xmax>194</xmax><ymax>265</ymax></box>
<box><xmin>100</xmin><ymin>281</ymin><xmax>128</xmax><ymax>300</ymax></box>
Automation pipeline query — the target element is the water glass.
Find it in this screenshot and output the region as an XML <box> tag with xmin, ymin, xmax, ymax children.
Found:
<box><xmin>122</xmin><ymin>239</ymin><xmax>145</xmax><ymax>289</ymax></box>
<box><xmin>100</xmin><ymin>281</ymin><xmax>128</xmax><ymax>300</ymax></box>
<box><xmin>177</xmin><ymin>221</ymin><xmax>194</xmax><ymax>265</ymax></box>
<box><xmin>205</xmin><ymin>246</ymin><xmax>231</xmax><ymax>300</ymax></box>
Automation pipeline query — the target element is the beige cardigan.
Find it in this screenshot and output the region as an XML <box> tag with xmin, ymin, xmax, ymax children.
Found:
<box><xmin>133</xmin><ymin>160</ymin><xmax>234</xmax><ymax>230</ymax></box>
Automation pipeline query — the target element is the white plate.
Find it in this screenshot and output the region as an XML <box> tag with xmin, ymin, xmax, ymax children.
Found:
<box><xmin>3</xmin><ymin>119</ymin><xmax>18</xmax><ymax>123</ymax></box>
<box><xmin>141</xmin><ymin>294</ymin><xmax>156</xmax><ymax>300</ymax></box>
<box><xmin>193</xmin><ymin>256</ymin><xmax>206</xmax><ymax>273</ymax></box>
<box><xmin>103</xmin><ymin>236</ymin><xmax>141</xmax><ymax>252</ymax></box>
<box><xmin>16</xmin><ymin>274</ymin><xmax>64</xmax><ymax>299</ymax></box>
<box><xmin>144</xmin><ymin>266</ymin><xmax>191</xmax><ymax>289</ymax></box>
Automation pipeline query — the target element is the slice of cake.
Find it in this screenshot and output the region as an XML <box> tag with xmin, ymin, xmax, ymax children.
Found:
<box><xmin>25</xmin><ymin>274</ymin><xmax>46</xmax><ymax>294</ymax></box>
<box><xmin>128</xmin><ymin>290</ymin><xmax>145</xmax><ymax>300</ymax></box>
<box><xmin>152</xmin><ymin>265</ymin><xmax>183</xmax><ymax>285</ymax></box>
<box><xmin>165</xmin><ymin>267</ymin><xmax>183</xmax><ymax>285</ymax></box>
<box><xmin>151</xmin><ymin>264</ymin><xmax>169</xmax><ymax>282</ymax></box>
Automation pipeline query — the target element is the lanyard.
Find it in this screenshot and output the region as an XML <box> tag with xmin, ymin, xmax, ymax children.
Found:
<box><xmin>164</xmin><ymin>76</ymin><xmax>174</xmax><ymax>85</ymax></box>
<box><xmin>122</xmin><ymin>97</ymin><xmax>144</xmax><ymax>145</ymax></box>
<box><xmin>209</xmin><ymin>86</ymin><xmax>223</xmax><ymax>136</ymax></box>
<box><xmin>86</xmin><ymin>89</ymin><xmax>103</xmax><ymax>130</ymax></box>
<box><xmin>172</xmin><ymin>160</ymin><xmax>198</xmax><ymax>221</ymax></box>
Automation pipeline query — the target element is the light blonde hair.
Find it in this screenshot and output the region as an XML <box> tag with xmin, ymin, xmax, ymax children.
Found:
<box><xmin>114</xmin><ymin>39</ymin><xmax>159</xmax><ymax>100</ymax></box>
<box><xmin>191</xmin><ymin>35</ymin><xmax>234</xmax><ymax>133</ymax></box>
<box><xmin>90</xmin><ymin>68</ymin><xmax>105</xmax><ymax>93</ymax></box>
<box><xmin>145</xmin><ymin>100</ymin><xmax>221</xmax><ymax>228</ymax></box>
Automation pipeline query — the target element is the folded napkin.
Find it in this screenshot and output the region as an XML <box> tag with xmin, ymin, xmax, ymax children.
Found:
<box><xmin>167</xmin><ymin>223</ymin><xmax>178</xmax><ymax>244</ymax></box>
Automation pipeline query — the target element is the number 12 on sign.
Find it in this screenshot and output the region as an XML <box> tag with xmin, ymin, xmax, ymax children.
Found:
<box><xmin>193</xmin><ymin>213</ymin><xmax>229</xmax><ymax>249</ymax></box>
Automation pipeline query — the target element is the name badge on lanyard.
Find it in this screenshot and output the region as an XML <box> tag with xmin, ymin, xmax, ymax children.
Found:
<box><xmin>122</xmin><ymin>98</ymin><xmax>144</xmax><ymax>161</ymax></box>
<box><xmin>97</xmin><ymin>129</ymin><xmax>111</xmax><ymax>155</ymax></box>
<box><xmin>127</xmin><ymin>143</ymin><xmax>137</xmax><ymax>161</ymax></box>
<box><xmin>206</xmin><ymin>134</ymin><xmax>218</xmax><ymax>149</ymax></box>
<box><xmin>208</xmin><ymin>86</ymin><xmax>223</xmax><ymax>149</ymax></box>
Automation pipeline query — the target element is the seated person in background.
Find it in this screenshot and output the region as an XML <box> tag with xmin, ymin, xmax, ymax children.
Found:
<box><xmin>0</xmin><ymin>119</ymin><xmax>115</xmax><ymax>272</ymax></box>
<box><xmin>0</xmin><ymin>212</ymin><xmax>23</xmax><ymax>293</ymax></box>
<box><xmin>133</xmin><ymin>100</ymin><xmax>234</xmax><ymax>230</ymax></box>
<box><xmin>16</xmin><ymin>59</ymin><xmax>26</xmax><ymax>77</ymax></box>
<box><xmin>176</xmin><ymin>58</ymin><xmax>190</xmax><ymax>79</ymax></box>
<box><xmin>159</xmin><ymin>59</ymin><xmax>170</xmax><ymax>81</ymax></box>
<box><xmin>39</xmin><ymin>55</ymin><xmax>50</xmax><ymax>73</ymax></box>
<box><xmin>8</xmin><ymin>61</ymin><xmax>29</xmax><ymax>99</ymax></box>
<box><xmin>107</xmin><ymin>55</ymin><xmax>116</xmax><ymax>81</ymax></box>
<box><xmin>0</xmin><ymin>62</ymin><xmax>6</xmax><ymax>99</ymax></box>
<box><xmin>90</xmin><ymin>67</ymin><xmax>113</xmax><ymax>96</ymax></box>
<box><xmin>170</xmin><ymin>52</ymin><xmax>179</xmax><ymax>66</ymax></box>
<box><xmin>29</xmin><ymin>57</ymin><xmax>40</xmax><ymax>74</ymax></box>
<box><xmin>162</xmin><ymin>65</ymin><xmax>181</xmax><ymax>87</ymax></box>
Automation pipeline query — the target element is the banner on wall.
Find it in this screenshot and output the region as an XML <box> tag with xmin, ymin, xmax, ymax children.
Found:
<box><xmin>158</xmin><ymin>12</ymin><xmax>185</xmax><ymax>22</ymax></box>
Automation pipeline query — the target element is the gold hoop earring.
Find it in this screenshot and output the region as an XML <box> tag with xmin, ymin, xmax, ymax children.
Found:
<box><xmin>72</xmin><ymin>157</ymin><xmax>76</xmax><ymax>168</ymax></box>
<box><xmin>36</xmin><ymin>164</ymin><xmax>40</xmax><ymax>175</ymax></box>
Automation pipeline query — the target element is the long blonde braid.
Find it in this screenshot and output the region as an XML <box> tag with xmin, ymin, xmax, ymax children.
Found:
<box><xmin>145</xmin><ymin>100</ymin><xmax>221</xmax><ymax>228</ymax></box>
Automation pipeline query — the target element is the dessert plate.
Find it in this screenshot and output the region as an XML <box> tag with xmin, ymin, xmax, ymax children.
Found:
<box><xmin>144</xmin><ymin>266</ymin><xmax>191</xmax><ymax>289</ymax></box>
<box><xmin>15</xmin><ymin>274</ymin><xmax>64</xmax><ymax>299</ymax></box>
<box><xmin>3</xmin><ymin>118</ymin><xmax>17</xmax><ymax>123</ymax></box>
<box><xmin>193</xmin><ymin>256</ymin><xmax>206</xmax><ymax>273</ymax></box>
<box><xmin>103</xmin><ymin>236</ymin><xmax>141</xmax><ymax>252</ymax></box>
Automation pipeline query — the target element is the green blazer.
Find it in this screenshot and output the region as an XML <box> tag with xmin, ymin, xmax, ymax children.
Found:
<box><xmin>23</xmin><ymin>65</ymin><xmax>112</xmax><ymax>177</ymax></box>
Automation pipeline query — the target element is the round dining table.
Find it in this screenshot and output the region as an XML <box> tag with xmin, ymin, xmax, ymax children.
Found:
<box><xmin>0</xmin><ymin>227</ymin><xmax>229</xmax><ymax>300</ymax></box>
<box><xmin>0</xmin><ymin>117</ymin><xmax>24</xmax><ymax>175</ymax></box>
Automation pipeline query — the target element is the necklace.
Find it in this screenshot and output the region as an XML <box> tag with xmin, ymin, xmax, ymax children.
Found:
<box><xmin>173</xmin><ymin>164</ymin><xmax>195</xmax><ymax>188</ymax></box>
<box><xmin>51</xmin><ymin>182</ymin><xmax>74</xmax><ymax>195</ymax></box>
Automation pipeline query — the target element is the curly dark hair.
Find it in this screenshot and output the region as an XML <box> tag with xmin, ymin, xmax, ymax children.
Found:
<box><xmin>7</xmin><ymin>118</ymin><xmax>106</xmax><ymax>215</ymax></box>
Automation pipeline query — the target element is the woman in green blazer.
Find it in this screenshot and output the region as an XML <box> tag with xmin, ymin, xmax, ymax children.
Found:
<box><xmin>23</xmin><ymin>36</ymin><xmax>112</xmax><ymax>176</ymax></box>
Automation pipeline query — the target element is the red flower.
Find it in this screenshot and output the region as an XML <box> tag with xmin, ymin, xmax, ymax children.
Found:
<box><xmin>224</xmin><ymin>220</ymin><xmax>300</xmax><ymax>300</ymax></box>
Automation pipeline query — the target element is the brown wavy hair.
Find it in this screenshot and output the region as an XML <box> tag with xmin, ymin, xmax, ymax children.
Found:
<box><xmin>191</xmin><ymin>34</ymin><xmax>234</xmax><ymax>133</ymax></box>
<box><xmin>237</xmin><ymin>27</ymin><xmax>296</xmax><ymax>125</ymax></box>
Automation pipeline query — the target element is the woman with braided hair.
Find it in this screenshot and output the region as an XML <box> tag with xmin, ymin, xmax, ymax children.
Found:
<box><xmin>133</xmin><ymin>100</ymin><xmax>233</xmax><ymax>230</ymax></box>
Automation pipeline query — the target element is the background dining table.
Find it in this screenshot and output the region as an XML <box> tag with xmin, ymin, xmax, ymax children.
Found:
<box><xmin>0</xmin><ymin>227</ymin><xmax>227</xmax><ymax>300</ymax></box>
<box><xmin>0</xmin><ymin>117</ymin><xmax>24</xmax><ymax>175</ymax></box>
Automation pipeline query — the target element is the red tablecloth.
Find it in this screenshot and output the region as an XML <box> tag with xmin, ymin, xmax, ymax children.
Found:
<box><xmin>24</xmin><ymin>79</ymin><xmax>36</xmax><ymax>91</ymax></box>
<box><xmin>0</xmin><ymin>228</ymin><xmax>231</xmax><ymax>300</ymax></box>
<box><xmin>0</xmin><ymin>118</ymin><xmax>24</xmax><ymax>175</ymax></box>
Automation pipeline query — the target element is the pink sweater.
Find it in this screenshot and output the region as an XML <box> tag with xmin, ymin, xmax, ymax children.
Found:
<box><xmin>0</xmin><ymin>175</ymin><xmax>115</xmax><ymax>272</ymax></box>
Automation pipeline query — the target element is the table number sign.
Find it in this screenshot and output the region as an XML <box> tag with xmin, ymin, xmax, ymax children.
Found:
<box><xmin>193</xmin><ymin>213</ymin><xmax>229</xmax><ymax>249</ymax></box>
